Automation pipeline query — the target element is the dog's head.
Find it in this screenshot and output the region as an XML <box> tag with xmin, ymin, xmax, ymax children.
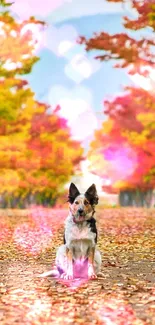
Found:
<box><xmin>68</xmin><ymin>183</ymin><xmax>99</xmax><ymax>223</ymax></box>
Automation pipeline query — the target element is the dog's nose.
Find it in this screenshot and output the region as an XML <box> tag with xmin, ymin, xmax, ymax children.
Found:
<box><xmin>78</xmin><ymin>208</ymin><xmax>84</xmax><ymax>215</ymax></box>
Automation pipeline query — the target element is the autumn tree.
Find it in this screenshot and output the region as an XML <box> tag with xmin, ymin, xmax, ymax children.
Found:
<box><xmin>79</xmin><ymin>0</ymin><xmax>155</xmax><ymax>75</ymax></box>
<box><xmin>0</xmin><ymin>97</ymin><xmax>83</xmax><ymax>207</ymax></box>
<box><xmin>0</xmin><ymin>1</ymin><xmax>83</xmax><ymax>208</ymax></box>
<box><xmin>80</xmin><ymin>0</ymin><xmax>155</xmax><ymax>206</ymax></box>
<box><xmin>88</xmin><ymin>87</ymin><xmax>155</xmax><ymax>207</ymax></box>
<box><xmin>0</xmin><ymin>0</ymin><xmax>44</xmax><ymax>121</ymax></box>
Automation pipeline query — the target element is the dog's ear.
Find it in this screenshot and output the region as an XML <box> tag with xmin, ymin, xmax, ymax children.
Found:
<box><xmin>85</xmin><ymin>184</ymin><xmax>99</xmax><ymax>205</ymax></box>
<box><xmin>68</xmin><ymin>183</ymin><xmax>80</xmax><ymax>204</ymax></box>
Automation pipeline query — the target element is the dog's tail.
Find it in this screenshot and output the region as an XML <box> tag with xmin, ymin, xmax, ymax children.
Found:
<box><xmin>36</xmin><ymin>266</ymin><xmax>59</xmax><ymax>278</ymax></box>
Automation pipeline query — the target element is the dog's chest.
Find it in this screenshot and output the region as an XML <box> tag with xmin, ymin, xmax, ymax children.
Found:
<box><xmin>70</xmin><ymin>225</ymin><xmax>90</xmax><ymax>240</ymax></box>
<box><xmin>65</xmin><ymin>219</ymin><xmax>96</xmax><ymax>246</ymax></box>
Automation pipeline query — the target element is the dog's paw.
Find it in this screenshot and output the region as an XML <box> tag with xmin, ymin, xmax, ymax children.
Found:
<box><xmin>88</xmin><ymin>272</ymin><xmax>97</xmax><ymax>279</ymax></box>
<box><xmin>88</xmin><ymin>264</ymin><xmax>97</xmax><ymax>279</ymax></box>
<box><xmin>36</xmin><ymin>269</ymin><xmax>59</xmax><ymax>278</ymax></box>
<box><xmin>60</xmin><ymin>272</ymin><xmax>73</xmax><ymax>280</ymax></box>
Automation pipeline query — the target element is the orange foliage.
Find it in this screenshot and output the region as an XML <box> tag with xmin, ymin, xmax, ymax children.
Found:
<box><xmin>0</xmin><ymin>2</ymin><xmax>83</xmax><ymax>206</ymax></box>
<box><xmin>88</xmin><ymin>87</ymin><xmax>155</xmax><ymax>192</ymax></box>
<box><xmin>79</xmin><ymin>0</ymin><xmax>155</xmax><ymax>75</ymax></box>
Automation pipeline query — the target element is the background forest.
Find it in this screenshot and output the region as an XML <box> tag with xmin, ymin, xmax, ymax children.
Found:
<box><xmin>0</xmin><ymin>0</ymin><xmax>155</xmax><ymax>207</ymax></box>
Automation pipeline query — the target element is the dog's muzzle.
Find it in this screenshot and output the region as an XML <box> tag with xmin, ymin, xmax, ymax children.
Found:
<box><xmin>73</xmin><ymin>209</ymin><xmax>86</xmax><ymax>223</ymax></box>
<box><xmin>78</xmin><ymin>208</ymin><xmax>84</xmax><ymax>215</ymax></box>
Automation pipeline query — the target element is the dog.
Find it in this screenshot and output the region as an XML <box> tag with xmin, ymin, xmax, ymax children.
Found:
<box><xmin>38</xmin><ymin>183</ymin><xmax>101</xmax><ymax>280</ymax></box>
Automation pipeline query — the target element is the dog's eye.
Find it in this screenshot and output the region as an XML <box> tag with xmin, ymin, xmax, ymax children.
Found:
<box><xmin>75</xmin><ymin>201</ymin><xmax>79</xmax><ymax>205</ymax></box>
<box><xmin>84</xmin><ymin>200</ymin><xmax>89</xmax><ymax>206</ymax></box>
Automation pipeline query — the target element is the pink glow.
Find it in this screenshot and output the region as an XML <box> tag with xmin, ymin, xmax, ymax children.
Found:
<box><xmin>73</xmin><ymin>258</ymin><xmax>89</xmax><ymax>279</ymax></box>
<box><xmin>13</xmin><ymin>207</ymin><xmax>67</xmax><ymax>255</ymax></box>
<box><xmin>97</xmin><ymin>297</ymin><xmax>139</xmax><ymax>325</ymax></box>
<box><xmin>12</xmin><ymin>0</ymin><xmax>69</xmax><ymax>19</ymax></box>
<box><xmin>13</xmin><ymin>222</ymin><xmax>53</xmax><ymax>255</ymax></box>
<box><xmin>57</xmin><ymin>277</ymin><xmax>88</xmax><ymax>290</ymax></box>
<box><xmin>29</xmin><ymin>206</ymin><xmax>67</xmax><ymax>232</ymax></box>
<box><xmin>103</xmin><ymin>144</ymin><xmax>138</xmax><ymax>182</ymax></box>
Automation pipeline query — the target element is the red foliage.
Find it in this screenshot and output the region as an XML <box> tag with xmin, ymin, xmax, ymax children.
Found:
<box><xmin>30</xmin><ymin>113</ymin><xmax>67</xmax><ymax>136</ymax></box>
<box><xmin>79</xmin><ymin>0</ymin><xmax>155</xmax><ymax>74</ymax></box>
<box><xmin>89</xmin><ymin>87</ymin><xmax>155</xmax><ymax>191</ymax></box>
<box><xmin>104</xmin><ymin>87</ymin><xmax>155</xmax><ymax>132</ymax></box>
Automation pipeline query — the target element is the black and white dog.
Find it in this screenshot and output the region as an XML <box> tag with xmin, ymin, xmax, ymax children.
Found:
<box><xmin>39</xmin><ymin>183</ymin><xmax>101</xmax><ymax>279</ymax></box>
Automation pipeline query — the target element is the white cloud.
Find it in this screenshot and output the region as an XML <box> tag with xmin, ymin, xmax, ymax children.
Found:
<box><xmin>65</xmin><ymin>53</ymin><xmax>101</xmax><ymax>83</ymax></box>
<box><xmin>48</xmin><ymin>84</ymin><xmax>93</xmax><ymax>106</ymax></box>
<box><xmin>49</xmin><ymin>0</ymin><xmax>124</xmax><ymax>23</ymax></box>
<box><xmin>11</xmin><ymin>0</ymin><xmax>71</xmax><ymax>19</ymax></box>
<box><xmin>57</xmin><ymin>98</ymin><xmax>89</xmax><ymax>123</ymax></box>
<box><xmin>70</xmin><ymin>109</ymin><xmax>98</xmax><ymax>140</ymax></box>
<box><xmin>48</xmin><ymin>85</ymin><xmax>98</xmax><ymax>141</ymax></box>
<box><xmin>128</xmin><ymin>66</ymin><xmax>155</xmax><ymax>92</ymax></box>
<box><xmin>45</xmin><ymin>24</ymin><xmax>101</xmax><ymax>83</ymax></box>
<box><xmin>58</xmin><ymin>40</ymin><xmax>75</xmax><ymax>56</ymax></box>
<box><xmin>11</xmin><ymin>0</ymin><xmax>127</xmax><ymax>22</ymax></box>
<box><xmin>45</xmin><ymin>24</ymin><xmax>78</xmax><ymax>56</ymax></box>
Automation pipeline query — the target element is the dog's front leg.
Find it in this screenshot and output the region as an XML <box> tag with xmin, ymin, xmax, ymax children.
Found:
<box><xmin>88</xmin><ymin>247</ymin><xmax>97</xmax><ymax>279</ymax></box>
<box><xmin>61</xmin><ymin>247</ymin><xmax>73</xmax><ymax>280</ymax></box>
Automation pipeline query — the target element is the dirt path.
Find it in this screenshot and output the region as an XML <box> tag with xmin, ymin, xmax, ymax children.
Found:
<box><xmin>0</xmin><ymin>208</ymin><xmax>155</xmax><ymax>324</ymax></box>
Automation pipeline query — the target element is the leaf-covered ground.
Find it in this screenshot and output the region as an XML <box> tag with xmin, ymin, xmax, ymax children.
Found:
<box><xmin>0</xmin><ymin>207</ymin><xmax>155</xmax><ymax>325</ymax></box>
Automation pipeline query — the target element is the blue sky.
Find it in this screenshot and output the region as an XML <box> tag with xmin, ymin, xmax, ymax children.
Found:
<box><xmin>11</xmin><ymin>0</ymin><xmax>151</xmax><ymax>143</ymax></box>
<box><xmin>26</xmin><ymin>13</ymin><xmax>132</xmax><ymax>109</ymax></box>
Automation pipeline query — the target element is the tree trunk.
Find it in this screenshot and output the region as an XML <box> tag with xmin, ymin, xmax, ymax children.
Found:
<box><xmin>119</xmin><ymin>189</ymin><xmax>153</xmax><ymax>208</ymax></box>
<box><xmin>0</xmin><ymin>192</ymin><xmax>56</xmax><ymax>208</ymax></box>
<box><xmin>119</xmin><ymin>190</ymin><xmax>134</xmax><ymax>207</ymax></box>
